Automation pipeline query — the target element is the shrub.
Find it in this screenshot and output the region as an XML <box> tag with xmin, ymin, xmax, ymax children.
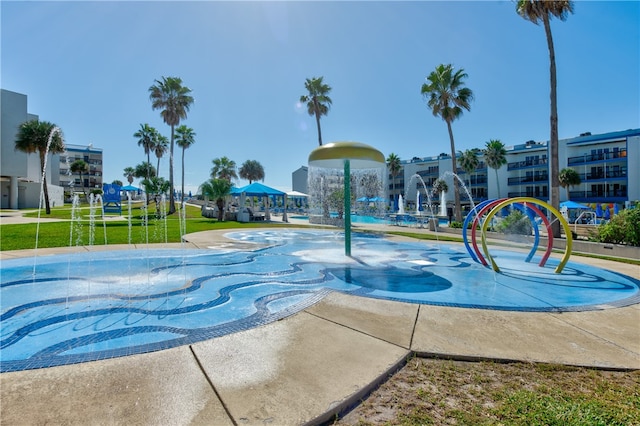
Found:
<box><xmin>495</xmin><ymin>210</ymin><xmax>532</xmax><ymax>235</ymax></box>
<box><xmin>596</xmin><ymin>205</ymin><xmax>640</xmax><ymax>246</ymax></box>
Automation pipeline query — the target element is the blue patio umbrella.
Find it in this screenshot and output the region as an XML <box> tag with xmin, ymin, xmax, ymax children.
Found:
<box><xmin>393</xmin><ymin>195</ymin><xmax>398</xmax><ymax>212</ymax></box>
<box><xmin>604</xmin><ymin>206</ymin><xmax>611</xmax><ymax>220</ymax></box>
<box><xmin>614</xmin><ymin>203</ymin><xmax>619</xmax><ymax>215</ymax></box>
<box><xmin>595</xmin><ymin>203</ymin><xmax>603</xmax><ymax>217</ymax></box>
<box><xmin>356</xmin><ymin>197</ymin><xmax>369</xmax><ymax>202</ymax></box>
<box><xmin>418</xmin><ymin>193</ymin><xmax>424</xmax><ymax>211</ymax></box>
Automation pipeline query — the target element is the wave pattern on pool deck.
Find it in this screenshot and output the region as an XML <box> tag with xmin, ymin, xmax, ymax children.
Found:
<box><xmin>1</xmin><ymin>229</ymin><xmax>638</xmax><ymax>372</ymax></box>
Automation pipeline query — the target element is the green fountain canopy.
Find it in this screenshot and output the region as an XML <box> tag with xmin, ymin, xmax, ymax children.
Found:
<box><xmin>308</xmin><ymin>141</ymin><xmax>385</xmax><ymax>169</ymax></box>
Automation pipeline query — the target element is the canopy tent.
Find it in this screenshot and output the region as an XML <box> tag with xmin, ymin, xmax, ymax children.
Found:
<box><xmin>231</xmin><ymin>182</ymin><xmax>287</xmax><ymax>221</ymax></box>
<box><xmin>231</xmin><ymin>182</ymin><xmax>286</xmax><ymax>197</ymax></box>
<box><xmin>287</xmin><ymin>190</ymin><xmax>308</xmax><ymax>198</ymax></box>
<box><xmin>121</xmin><ymin>185</ymin><xmax>140</xmax><ymax>191</ymax></box>
<box><xmin>560</xmin><ymin>201</ymin><xmax>591</xmax><ymax>210</ymax></box>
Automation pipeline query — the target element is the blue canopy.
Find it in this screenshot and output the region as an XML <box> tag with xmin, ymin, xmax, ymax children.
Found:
<box><xmin>231</xmin><ymin>182</ymin><xmax>286</xmax><ymax>197</ymax></box>
<box><xmin>560</xmin><ymin>201</ymin><xmax>591</xmax><ymax>210</ymax></box>
<box><xmin>121</xmin><ymin>185</ymin><xmax>139</xmax><ymax>191</ymax></box>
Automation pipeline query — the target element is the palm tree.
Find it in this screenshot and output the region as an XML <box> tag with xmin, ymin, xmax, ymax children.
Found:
<box><xmin>70</xmin><ymin>159</ymin><xmax>89</xmax><ymax>199</ymax></box>
<box><xmin>123</xmin><ymin>167</ymin><xmax>135</xmax><ymax>185</ymax></box>
<box><xmin>432</xmin><ymin>178</ymin><xmax>448</xmax><ymax>196</ymax></box>
<box><xmin>14</xmin><ymin>120</ymin><xmax>65</xmax><ymax>214</ymax></box>
<box><xmin>559</xmin><ymin>168</ymin><xmax>581</xmax><ymax>200</ymax></box>
<box><xmin>199</xmin><ymin>178</ymin><xmax>232</xmax><ymax>221</ymax></box>
<box><xmin>239</xmin><ymin>160</ymin><xmax>265</xmax><ymax>184</ymax></box>
<box><xmin>517</xmin><ymin>0</ymin><xmax>574</xmax><ymax>237</ymax></box>
<box><xmin>149</xmin><ymin>76</ymin><xmax>194</xmax><ymax>214</ymax></box>
<box><xmin>134</xmin><ymin>123</ymin><xmax>156</xmax><ymax>181</ymax></box>
<box><xmin>421</xmin><ymin>64</ymin><xmax>474</xmax><ymax>222</ymax></box>
<box><xmin>153</xmin><ymin>134</ymin><xmax>169</xmax><ymax>177</ymax></box>
<box><xmin>484</xmin><ymin>139</ymin><xmax>507</xmax><ymax>198</ymax></box>
<box><xmin>211</xmin><ymin>156</ymin><xmax>238</xmax><ymax>182</ymax></box>
<box><xmin>386</xmin><ymin>153</ymin><xmax>402</xmax><ymax>209</ymax></box>
<box><xmin>175</xmin><ymin>125</ymin><xmax>196</xmax><ymax>204</ymax></box>
<box><xmin>134</xmin><ymin>162</ymin><xmax>156</xmax><ymax>204</ymax></box>
<box><xmin>300</xmin><ymin>76</ymin><xmax>332</xmax><ymax>146</ymax></box>
<box><xmin>458</xmin><ymin>149</ymin><xmax>480</xmax><ymax>191</ymax></box>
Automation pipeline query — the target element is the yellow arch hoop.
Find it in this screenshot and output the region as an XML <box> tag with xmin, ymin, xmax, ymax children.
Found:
<box><xmin>480</xmin><ymin>197</ymin><xmax>573</xmax><ymax>273</ymax></box>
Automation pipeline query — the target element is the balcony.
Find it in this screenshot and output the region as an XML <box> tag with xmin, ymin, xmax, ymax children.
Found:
<box><xmin>578</xmin><ymin>169</ymin><xmax>627</xmax><ymax>181</ymax></box>
<box><xmin>507</xmin><ymin>191</ymin><xmax>548</xmax><ymax>200</ymax></box>
<box><xmin>507</xmin><ymin>157</ymin><xmax>548</xmax><ymax>171</ymax></box>
<box><xmin>507</xmin><ymin>174</ymin><xmax>549</xmax><ymax>185</ymax></box>
<box><xmin>567</xmin><ymin>149</ymin><xmax>627</xmax><ymax>166</ymax></box>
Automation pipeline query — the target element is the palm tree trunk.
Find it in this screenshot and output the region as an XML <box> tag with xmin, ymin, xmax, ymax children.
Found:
<box><xmin>446</xmin><ymin>121</ymin><xmax>462</xmax><ymax>222</ymax></box>
<box><xmin>180</xmin><ymin>148</ymin><xmax>185</xmax><ymax>204</ymax></box>
<box><xmin>544</xmin><ymin>14</ymin><xmax>561</xmax><ymax>238</ymax></box>
<box><xmin>169</xmin><ymin>124</ymin><xmax>176</xmax><ymax>214</ymax></box>
<box><xmin>315</xmin><ymin>112</ymin><xmax>323</xmax><ymax>146</ymax></box>
<box><xmin>39</xmin><ymin>152</ymin><xmax>51</xmax><ymax>214</ymax></box>
<box><xmin>79</xmin><ymin>172</ymin><xmax>86</xmax><ymax>199</ymax></box>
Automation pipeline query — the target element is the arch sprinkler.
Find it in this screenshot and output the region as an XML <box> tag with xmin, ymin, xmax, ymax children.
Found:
<box><xmin>476</xmin><ymin>197</ymin><xmax>573</xmax><ymax>274</ymax></box>
<box><xmin>308</xmin><ymin>141</ymin><xmax>386</xmax><ymax>256</ymax></box>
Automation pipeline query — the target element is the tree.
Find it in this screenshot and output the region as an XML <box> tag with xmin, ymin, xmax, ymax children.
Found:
<box><xmin>517</xmin><ymin>0</ymin><xmax>574</xmax><ymax>237</ymax></box>
<box><xmin>134</xmin><ymin>123</ymin><xmax>157</xmax><ymax>182</ymax></box>
<box><xmin>175</xmin><ymin>125</ymin><xmax>196</xmax><ymax>204</ymax></box>
<box><xmin>123</xmin><ymin>167</ymin><xmax>135</xmax><ymax>185</ymax></box>
<box><xmin>386</xmin><ymin>153</ymin><xmax>401</xmax><ymax>208</ymax></box>
<box><xmin>14</xmin><ymin>120</ymin><xmax>65</xmax><ymax>214</ymax></box>
<box><xmin>149</xmin><ymin>76</ymin><xmax>194</xmax><ymax>215</ymax></box>
<box><xmin>300</xmin><ymin>76</ymin><xmax>332</xmax><ymax>146</ymax></box>
<box><xmin>199</xmin><ymin>178</ymin><xmax>232</xmax><ymax>221</ymax></box>
<box><xmin>432</xmin><ymin>178</ymin><xmax>448</xmax><ymax>196</ymax></box>
<box><xmin>154</xmin><ymin>133</ymin><xmax>169</xmax><ymax>177</ymax></box>
<box><xmin>484</xmin><ymin>139</ymin><xmax>507</xmax><ymax>198</ymax></box>
<box><xmin>141</xmin><ymin>176</ymin><xmax>170</xmax><ymax>217</ymax></box>
<box><xmin>112</xmin><ymin>180</ymin><xmax>123</xmax><ymax>186</ymax></box>
<box><xmin>559</xmin><ymin>168</ymin><xmax>581</xmax><ymax>200</ymax></box>
<box><xmin>421</xmin><ymin>64</ymin><xmax>474</xmax><ymax>222</ymax></box>
<box><xmin>211</xmin><ymin>156</ymin><xmax>237</xmax><ymax>182</ymax></box>
<box><xmin>458</xmin><ymin>149</ymin><xmax>480</xmax><ymax>190</ymax></box>
<box><xmin>134</xmin><ymin>162</ymin><xmax>156</xmax><ymax>180</ymax></box>
<box><xmin>239</xmin><ymin>160</ymin><xmax>265</xmax><ymax>184</ymax></box>
<box><xmin>70</xmin><ymin>159</ymin><xmax>89</xmax><ymax>199</ymax></box>
<box><xmin>134</xmin><ymin>162</ymin><xmax>156</xmax><ymax>204</ymax></box>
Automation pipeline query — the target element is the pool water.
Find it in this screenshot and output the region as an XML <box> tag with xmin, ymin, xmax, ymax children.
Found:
<box><xmin>1</xmin><ymin>229</ymin><xmax>638</xmax><ymax>372</ymax></box>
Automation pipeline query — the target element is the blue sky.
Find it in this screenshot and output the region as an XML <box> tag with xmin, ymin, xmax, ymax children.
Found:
<box><xmin>2</xmin><ymin>1</ymin><xmax>638</xmax><ymax>194</ymax></box>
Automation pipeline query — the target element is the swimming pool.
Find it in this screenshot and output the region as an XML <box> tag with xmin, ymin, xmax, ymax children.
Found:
<box><xmin>289</xmin><ymin>214</ymin><xmax>448</xmax><ymax>226</ymax></box>
<box><xmin>1</xmin><ymin>229</ymin><xmax>638</xmax><ymax>372</ymax></box>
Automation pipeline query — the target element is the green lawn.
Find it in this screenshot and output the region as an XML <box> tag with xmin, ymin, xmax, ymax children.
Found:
<box><xmin>0</xmin><ymin>204</ymin><xmax>293</xmax><ymax>251</ymax></box>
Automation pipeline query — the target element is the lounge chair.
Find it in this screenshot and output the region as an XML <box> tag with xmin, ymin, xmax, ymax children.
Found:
<box><xmin>246</xmin><ymin>207</ymin><xmax>265</xmax><ymax>221</ymax></box>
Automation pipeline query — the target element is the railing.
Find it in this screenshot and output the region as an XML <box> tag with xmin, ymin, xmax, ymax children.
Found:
<box><xmin>570</xmin><ymin>189</ymin><xmax>628</xmax><ymax>199</ymax></box>
<box><xmin>567</xmin><ymin>149</ymin><xmax>627</xmax><ymax>165</ymax></box>
<box><xmin>507</xmin><ymin>191</ymin><xmax>548</xmax><ymax>199</ymax></box>
<box><xmin>579</xmin><ymin>170</ymin><xmax>627</xmax><ymax>181</ymax></box>
<box><xmin>507</xmin><ymin>174</ymin><xmax>549</xmax><ymax>185</ymax></box>
<box><xmin>507</xmin><ymin>157</ymin><xmax>548</xmax><ymax>170</ymax></box>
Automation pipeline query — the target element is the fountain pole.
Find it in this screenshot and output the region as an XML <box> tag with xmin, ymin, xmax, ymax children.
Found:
<box><xmin>344</xmin><ymin>159</ymin><xmax>351</xmax><ymax>256</ymax></box>
<box><xmin>308</xmin><ymin>141</ymin><xmax>385</xmax><ymax>257</ymax></box>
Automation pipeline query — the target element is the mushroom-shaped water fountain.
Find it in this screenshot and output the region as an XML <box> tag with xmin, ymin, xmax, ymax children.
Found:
<box><xmin>308</xmin><ymin>141</ymin><xmax>386</xmax><ymax>256</ymax></box>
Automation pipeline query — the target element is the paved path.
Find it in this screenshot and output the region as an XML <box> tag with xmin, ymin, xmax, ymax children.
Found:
<box><xmin>1</xmin><ymin>223</ymin><xmax>639</xmax><ymax>425</ymax></box>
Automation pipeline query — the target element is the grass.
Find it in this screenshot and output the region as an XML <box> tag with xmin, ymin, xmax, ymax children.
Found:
<box><xmin>336</xmin><ymin>358</ymin><xmax>640</xmax><ymax>425</ymax></box>
<box><xmin>0</xmin><ymin>204</ymin><xmax>296</xmax><ymax>251</ymax></box>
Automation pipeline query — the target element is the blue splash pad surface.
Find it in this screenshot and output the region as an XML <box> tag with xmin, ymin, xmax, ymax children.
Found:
<box><xmin>1</xmin><ymin>229</ymin><xmax>638</xmax><ymax>372</ymax></box>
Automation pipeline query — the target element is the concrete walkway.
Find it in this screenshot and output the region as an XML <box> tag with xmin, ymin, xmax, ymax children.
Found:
<box><xmin>1</xmin><ymin>223</ymin><xmax>639</xmax><ymax>425</ymax></box>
